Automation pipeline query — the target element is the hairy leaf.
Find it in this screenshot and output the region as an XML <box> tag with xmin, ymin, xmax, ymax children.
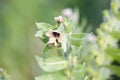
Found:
<box><xmin>35</xmin><ymin>74</ymin><xmax>67</xmax><ymax>80</ymax></box>
<box><xmin>36</xmin><ymin>56</ymin><xmax>68</xmax><ymax>72</ymax></box>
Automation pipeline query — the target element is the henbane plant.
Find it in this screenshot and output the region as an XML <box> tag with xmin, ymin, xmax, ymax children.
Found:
<box><xmin>34</xmin><ymin>15</ymin><xmax>90</xmax><ymax>80</ymax></box>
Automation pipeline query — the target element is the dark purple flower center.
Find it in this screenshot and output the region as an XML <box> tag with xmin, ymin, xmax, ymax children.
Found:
<box><xmin>52</xmin><ymin>32</ymin><xmax>60</xmax><ymax>37</ymax></box>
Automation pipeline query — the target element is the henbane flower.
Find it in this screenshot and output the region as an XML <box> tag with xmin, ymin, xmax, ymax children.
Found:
<box><xmin>45</xmin><ymin>29</ymin><xmax>62</xmax><ymax>47</ymax></box>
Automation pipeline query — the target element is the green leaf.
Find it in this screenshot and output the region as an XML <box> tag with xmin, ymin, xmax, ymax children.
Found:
<box><xmin>107</xmin><ymin>65</ymin><xmax>120</xmax><ymax>77</ymax></box>
<box><xmin>110</xmin><ymin>31</ymin><xmax>120</xmax><ymax>39</ymax></box>
<box><xmin>42</xmin><ymin>44</ymin><xmax>51</xmax><ymax>53</ymax></box>
<box><xmin>34</xmin><ymin>31</ymin><xmax>48</xmax><ymax>43</ymax></box>
<box><xmin>69</xmin><ymin>33</ymin><xmax>89</xmax><ymax>47</ymax></box>
<box><xmin>105</xmin><ymin>48</ymin><xmax>120</xmax><ymax>62</ymax></box>
<box><xmin>35</xmin><ymin>22</ymin><xmax>56</xmax><ymax>43</ymax></box>
<box><xmin>36</xmin><ymin>56</ymin><xmax>68</xmax><ymax>72</ymax></box>
<box><xmin>36</xmin><ymin>22</ymin><xmax>55</xmax><ymax>30</ymax></box>
<box><xmin>111</xmin><ymin>1</ymin><xmax>120</xmax><ymax>20</ymax></box>
<box><xmin>34</xmin><ymin>31</ymin><xmax>44</xmax><ymax>38</ymax></box>
<box><xmin>35</xmin><ymin>74</ymin><xmax>67</xmax><ymax>80</ymax></box>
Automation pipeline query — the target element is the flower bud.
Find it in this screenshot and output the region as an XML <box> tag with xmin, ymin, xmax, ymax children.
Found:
<box><xmin>54</xmin><ymin>16</ymin><xmax>64</xmax><ymax>24</ymax></box>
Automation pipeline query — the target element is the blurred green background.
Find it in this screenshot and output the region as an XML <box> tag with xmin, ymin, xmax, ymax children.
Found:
<box><xmin>0</xmin><ymin>0</ymin><xmax>110</xmax><ymax>80</ymax></box>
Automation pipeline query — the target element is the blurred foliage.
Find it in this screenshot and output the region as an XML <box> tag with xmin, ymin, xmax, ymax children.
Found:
<box><xmin>0</xmin><ymin>68</ymin><xmax>11</xmax><ymax>80</ymax></box>
<box><xmin>79</xmin><ymin>0</ymin><xmax>120</xmax><ymax>80</ymax></box>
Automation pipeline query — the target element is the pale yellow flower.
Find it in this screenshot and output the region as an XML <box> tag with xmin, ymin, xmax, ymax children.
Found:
<box><xmin>45</xmin><ymin>29</ymin><xmax>62</xmax><ymax>47</ymax></box>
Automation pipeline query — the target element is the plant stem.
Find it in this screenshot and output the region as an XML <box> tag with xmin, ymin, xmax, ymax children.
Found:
<box><xmin>68</xmin><ymin>55</ymin><xmax>73</xmax><ymax>80</ymax></box>
<box><xmin>68</xmin><ymin>66</ymin><xmax>72</xmax><ymax>80</ymax></box>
